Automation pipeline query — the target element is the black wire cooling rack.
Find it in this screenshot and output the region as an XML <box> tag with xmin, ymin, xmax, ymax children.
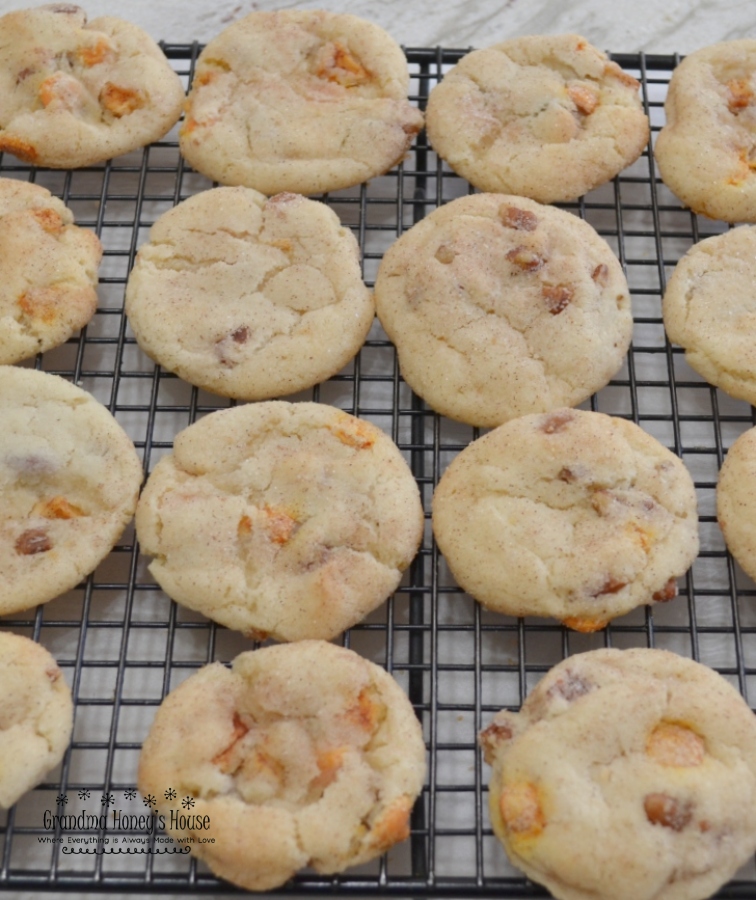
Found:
<box><xmin>2</xmin><ymin>46</ymin><xmax>756</xmax><ymax>898</ymax></box>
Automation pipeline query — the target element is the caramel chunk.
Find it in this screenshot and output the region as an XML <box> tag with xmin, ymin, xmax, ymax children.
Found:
<box><xmin>29</xmin><ymin>208</ymin><xmax>63</xmax><ymax>235</ymax></box>
<box><xmin>727</xmin><ymin>78</ymin><xmax>753</xmax><ymax>114</ymax></box>
<box><xmin>230</xmin><ymin>326</ymin><xmax>250</xmax><ymax>344</ymax></box>
<box><xmin>435</xmin><ymin>245</ymin><xmax>455</xmax><ymax>264</ymax></box>
<box><xmin>329</xmin><ymin>418</ymin><xmax>377</xmax><ymax>449</ymax></box>
<box><xmin>562</xmin><ymin>615</ymin><xmax>609</xmax><ymax>633</ymax></box>
<box><xmin>318</xmin><ymin>42</ymin><xmax>370</xmax><ymax>87</ymax></box>
<box><xmin>17</xmin><ymin>287</ymin><xmax>62</xmax><ymax>325</ymax></box>
<box><xmin>479</xmin><ymin>720</ymin><xmax>514</xmax><ymax>763</ymax></box>
<box><xmin>541</xmin><ymin>410</ymin><xmax>575</xmax><ymax>434</ymax></box>
<box><xmin>604</xmin><ymin>60</ymin><xmax>640</xmax><ymax>90</ymax></box>
<box><xmin>0</xmin><ymin>135</ymin><xmax>38</xmax><ymax>163</ymax></box>
<box><xmin>262</xmin><ymin>506</ymin><xmax>298</xmax><ymax>545</ymax></box>
<box><xmin>558</xmin><ymin>466</ymin><xmax>578</xmax><ymax>483</ymax></box>
<box><xmin>500</xmin><ymin>205</ymin><xmax>538</xmax><ymax>231</ymax></box>
<box><xmin>506</xmin><ymin>246</ymin><xmax>545</xmax><ymax>272</ymax></box>
<box><xmin>542</xmin><ymin>283</ymin><xmax>573</xmax><ymax>315</ymax></box>
<box><xmin>500</xmin><ymin>783</ymin><xmax>545</xmax><ymax>837</ymax></box>
<box><xmin>644</xmin><ymin>793</ymin><xmax>692</xmax><ymax>831</ymax></box>
<box><xmin>345</xmin><ymin>686</ymin><xmax>386</xmax><ymax>733</ymax></box>
<box><xmin>568</xmin><ymin>83</ymin><xmax>599</xmax><ymax>115</ymax></box>
<box><xmin>370</xmin><ymin>796</ymin><xmax>412</xmax><ymax>850</ymax></box>
<box><xmin>312</xmin><ymin>746</ymin><xmax>347</xmax><ymax>792</ymax></box>
<box><xmin>593</xmin><ymin>576</ymin><xmax>627</xmax><ymax>597</ymax></box>
<box><xmin>100</xmin><ymin>84</ymin><xmax>144</xmax><ymax>117</ymax></box>
<box><xmin>36</xmin><ymin>496</ymin><xmax>86</xmax><ymax>519</ymax></box>
<box><xmin>591</xmin><ymin>263</ymin><xmax>609</xmax><ymax>286</ymax></box>
<box><xmin>211</xmin><ymin>711</ymin><xmax>249</xmax><ymax>773</ymax></box>
<box><xmin>15</xmin><ymin>528</ymin><xmax>52</xmax><ymax>555</ymax></box>
<box><xmin>76</xmin><ymin>39</ymin><xmax>113</xmax><ymax>67</ymax></box>
<box><xmin>652</xmin><ymin>577</ymin><xmax>678</xmax><ymax>603</ymax></box>
<box><xmin>647</xmin><ymin>722</ymin><xmax>705</xmax><ymax>767</ymax></box>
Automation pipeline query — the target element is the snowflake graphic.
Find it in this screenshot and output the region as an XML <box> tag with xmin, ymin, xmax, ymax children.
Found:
<box><xmin>77</xmin><ymin>789</ymin><xmax>90</xmax><ymax>800</ymax></box>
<box><xmin>181</xmin><ymin>796</ymin><xmax>195</xmax><ymax>810</ymax></box>
<box><xmin>164</xmin><ymin>788</ymin><xmax>177</xmax><ymax>800</ymax></box>
<box><xmin>123</xmin><ymin>789</ymin><xmax>137</xmax><ymax>800</ymax></box>
<box><xmin>142</xmin><ymin>794</ymin><xmax>156</xmax><ymax>808</ymax></box>
<box><xmin>55</xmin><ymin>794</ymin><xmax>68</xmax><ymax>806</ymax></box>
<box><xmin>100</xmin><ymin>793</ymin><xmax>115</xmax><ymax>807</ymax></box>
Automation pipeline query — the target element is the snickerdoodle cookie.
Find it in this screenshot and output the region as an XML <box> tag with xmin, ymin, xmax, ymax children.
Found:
<box><xmin>433</xmin><ymin>409</ymin><xmax>699</xmax><ymax>632</ymax></box>
<box><xmin>138</xmin><ymin>640</ymin><xmax>426</xmax><ymax>891</ymax></box>
<box><xmin>425</xmin><ymin>34</ymin><xmax>649</xmax><ymax>203</ymax></box>
<box><xmin>179</xmin><ymin>10</ymin><xmax>423</xmax><ymax>194</ymax></box>
<box><xmin>480</xmin><ymin>648</ymin><xmax>756</xmax><ymax>900</ymax></box>
<box><xmin>135</xmin><ymin>401</ymin><xmax>424</xmax><ymax>642</ymax></box>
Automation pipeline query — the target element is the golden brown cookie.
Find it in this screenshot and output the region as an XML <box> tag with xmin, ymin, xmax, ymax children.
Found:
<box><xmin>138</xmin><ymin>641</ymin><xmax>426</xmax><ymax>891</ymax></box>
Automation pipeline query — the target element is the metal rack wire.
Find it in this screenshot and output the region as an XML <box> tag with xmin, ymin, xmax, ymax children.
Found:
<box><xmin>1</xmin><ymin>45</ymin><xmax>756</xmax><ymax>897</ymax></box>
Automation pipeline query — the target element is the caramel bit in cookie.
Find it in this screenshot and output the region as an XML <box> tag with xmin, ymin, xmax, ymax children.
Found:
<box><xmin>604</xmin><ymin>60</ymin><xmax>640</xmax><ymax>90</ymax></box>
<box><xmin>558</xmin><ymin>466</ymin><xmax>578</xmax><ymax>483</ymax></box>
<box><xmin>230</xmin><ymin>325</ymin><xmax>250</xmax><ymax>344</ymax></box>
<box><xmin>0</xmin><ymin>135</ymin><xmax>38</xmax><ymax>163</ymax></box>
<box><xmin>29</xmin><ymin>208</ymin><xmax>63</xmax><ymax>235</ymax></box>
<box><xmin>237</xmin><ymin>515</ymin><xmax>252</xmax><ymax>536</ymax></box>
<box><xmin>562</xmin><ymin>615</ymin><xmax>609</xmax><ymax>633</ymax></box>
<box><xmin>245</xmin><ymin>627</ymin><xmax>270</xmax><ymax>642</ymax></box>
<box><xmin>18</xmin><ymin>287</ymin><xmax>61</xmax><ymax>324</ymax></box>
<box><xmin>500</xmin><ymin>205</ymin><xmax>538</xmax><ymax>232</ymax></box>
<box><xmin>318</xmin><ymin>42</ymin><xmax>371</xmax><ymax>87</ymax></box>
<box><xmin>76</xmin><ymin>39</ymin><xmax>113</xmax><ymax>67</ymax></box>
<box><xmin>506</xmin><ymin>246</ymin><xmax>545</xmax><ymax>272</ymax></box>
<box><xmin>100</xmin><ymin>84</ymin><xmax>144</xmax><ymax>117</ymax></box>
<box><xmin>312</xmin><ymin>746</ymin><xmax>347</xmax><ymax>791</ymax></box>
<box><xmin>727</xmin><ymin>78</ymin><xmax>753</xmax><ymax>114</ymax></box>
<box><xmin>542</xmin><ymin>283</ymin><xmax>573</xmax><ymax>315</ymax></box>
<box><xmin>647</xmin><ymin>722</ymin><xmax>705</xmax><ymax>768</ymax></box>
<box><xmin>644</xmin><ymin>793</ymin><xmax>693</xmax><ymax>831</ymax></box>
<box><xmin>548</xmin><ymin>670</ymin><xmax>593</xmax><ymax>702</ymax></box>
<box><xmin>39</xmin><ymin>73</ymin><xmax>84</xmax><ymax>111</ymax></box>
<box><xmin>269</xmin><ymin>238</ymin><xmax>293</xmax><ymax>254</ymax></box>
<box><xmin>262</xmin><ymin>505</ymin><xmax>298</xmax><ymax>545</ymax></box>
<box><xmin>345</xmin><ymin>687</ymin><xmax>386</xmax><ymax>733</ymax></box>
<box><xmin>330</xmin><ymin>418</ymin><xmax>377</xmax><ymax>450</ymax></box>
<box><xmin>479</xmin><ymin>720</ymin><xmax>514</xmax><ymax>763</ymax></box>
<box><xmin>370</xmin><ymin>796</ymin><xmax>413</xmax><ymax>850</ymax></box>
<box><xmin>36</xmin><ymin>496</ymin><xmax>86</xmax><ymax>519</ymax></box>
<box><xmin>435</xmin><ymin>244</ymin><xmax>456</xmax><ymax>264</ymax></box>
<box><xmin>540</xmin><ymin>410</ymin><xmax>575</xmax><ymax>434</ymax></box>
<box><xmin>46</xmin><ymin>665</ymin><xmax>61</xmax><ymax>682</ymax></box>
<box><xmin>15</xmin><ymin>528</ymin><xmax>52</xmax><ymax>556</ymax></box>
<box><xmin>211</xmin><ymin>711</ymin><xmax>250</xmax><ymax>773</ymax></box>
<box><xmin>652</xmin><ymin>577</ymin><xmax>678</xmax><ymax>603</ymax></box>
<box><xmin>593</xmin><ymin>576</ymin><xmax>627</xmax><ymax>597</ymax></box>
<box><xmin>591</xmin><ymin>263</ymin><xmax>610</xmax><ymax>286</ymax></box>
<box><xmin>500</xmin><ymin>783</ymin><xmax>545</xmax><ymax>838</ymax></box>
<box><xmin>216</xmin><ymin>327</ymin><xmax>252</xmax><ymax>367</ymax></box>
<box><xmin>568</xmin><ymin>83</ymin><xmax>599</xmax><ymax>115</ymax></box>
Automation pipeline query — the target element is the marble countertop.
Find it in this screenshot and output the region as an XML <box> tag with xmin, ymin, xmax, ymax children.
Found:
<box><xmin>1</xmin><ymin>0</ymin><xmax>755</xmax><ymax>52</ymax></box>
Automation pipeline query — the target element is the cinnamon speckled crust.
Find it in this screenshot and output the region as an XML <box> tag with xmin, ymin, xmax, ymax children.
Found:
<box><xmin>0</xmin><ymin>631</ymin><xmax>73</xmax><ymax>809</ymax></box>
<box><xmin>432</xmin><ymin>410</ymin><xmax>699</xmax><ymax>632</ymax></box>
<box><xmin>663</xmin><ymin>227</ymin><xmax>756</xmax><ymax>405</ymax></box>
<box><xmin>138</xmin><ymin>641</ymin><xmax>426</xmax><ymax>892</ymax></box>
<box><xmin>717</xmin><ymin>425</ymin><xmax>756</xmax><ymax>584</ymax></box>
<box><xmin>0</xmin><ymin>5</ymin><xmax>185</xmax><ymax>168</ymax></box>
<box><xmin>481</xmin><ymin>648</ymin><xmax>756</xmax><ymax>900</ymax></box>
<box><xmin>655</xmin><ymin>41</ymin><xmax>756</xmax><ymax>222</ymax></box>
<box><xmin>178</xmin><ymin>10</ymin><xmax>423</xmax><ymax>195</ymax></box>
<box><xmin>134</xmin><ymin>401</ymin><xmax>424</xmax><ymax>643</ymax></box>
<box><xmin>425</xmin><ymin>34</ymin><xmax>649</xmax><ymax>203</ymax></box>
<box><xmin>0</xmin><ymin>178</ymin><xmax>101</xmax><ymax>365</ymax></box>
<box><xmin>125</xmin><ymin>188</ymin><xmax>374</xmax><ymax>400</ymax></box>
<box><xmin>374</xmin><ymin>193</ymin><xmax>632</xmax><ymax>428</ymax></box>
<box><xmin>0</xmin><ymin>366</ymin><xmax>143</xmax><ymax>615</ymax></box>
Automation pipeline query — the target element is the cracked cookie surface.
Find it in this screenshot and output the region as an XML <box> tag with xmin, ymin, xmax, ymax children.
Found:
<box><xmin>374</xmin><ymin>193</ymin><xmax>633</xmax><ymax>427</ymax></box>
<box><xmin>125</xmin><ymin>188</ymin><xmax>374</xmax><ymax>400</ymax></box>
<box><xmin>137</xmin><ymin>640</ymin><xmax>426</xmax><ymax>891</ymax></box>
<box><xmin>0</xmin><ymin>365</ymin><xmax>143</xmax><ymax>615</ymax></box>
<box><xmin>655</xmin><ymin>41</ymin><xmax>756</xmax><ymax>222</ymax></box>
<box><xmin>432</xmin><ymin>409</ymin><xmax>699</xmax><ymax>631</ymax></box>
<box><xmin>0</xmin><ymin>631</ymin><xmax>73</xmax><ymax>809</ymax></box>
<box><xmin>178</xmin><ymin>10</ymin><xmax>423</xmax><ymax>195</ymax></box>
<box><xmin>0</xmin><ymin>177</ymin><xmax>101</xmax><ymax>365</ymax></box>
<box><xmin>0</xmin><ymin>4</ymin><xmax>185</xmax><ymax>168</ymax></box>
<box><xmin>134</xmin><ymin>401</ymin><xmax>424</xmax><ymax>642</ymax></box>
<box><xmin>717</xmin><ymin>425</ymin><xmax>756</xmax><ymax>584</ymax></box>
<box><xmin>480</xmin><ymin>648</ymin><xmax>756</xmax><ymax>900</ymax></box>
<box><xmin>425</xmin><ymin>34</ymin><xmax>649</xmax><ymax>203</ymax></box>
<box><xmin>663</xmin><ymin>227</ymin><xmax>756</xmax><ymax>405</ymax></box>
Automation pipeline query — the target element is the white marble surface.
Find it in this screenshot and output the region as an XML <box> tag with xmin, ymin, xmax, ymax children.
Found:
<box><xmin>0</xmin><ymin>0</ymin><xmax>755</xmax><ymax>52</ymax></box>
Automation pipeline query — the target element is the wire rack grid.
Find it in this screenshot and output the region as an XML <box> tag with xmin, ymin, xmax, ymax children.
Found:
<box><xmin>1</xmin><ymin>44</ymin><xmax>756</xmax><ymax>898</ymax></box>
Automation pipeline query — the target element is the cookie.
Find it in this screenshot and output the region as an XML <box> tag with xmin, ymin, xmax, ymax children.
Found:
<box><xmin>0</xmin><ymin>177</ymin><xmax>101</xmax><ymax>365</ymax></box>
<box><xmin>425</xmin><ymin>34</ymin><xmax>649</xmax><ymax>203</ymax></box>
<box><xmin>432</xmin><ymin>409</ymin><xmax>699</xmax><ymax>632</ymax></box>
<box><xmin>179</xmin><ymin>10</ymin><xmax>424</xmax><ymax>195</ymax></box>
<box><xmin>480</xmin><ymin>648</ymin><xmax>756</xmax><ymax>900</ymax></box>
<box><xmin>663</xmin><ymin>226</ymin><xmax>756</xmax><ymax>405</ymax></box>
<box><xmin>0</xmin><ymin>4</ymin><xmax>185</xmax><ymax>168</ymax></box>
<box><xmin>0</xmin><ymin>631</ymin><xmax>73</xmax><ymax>809</ymax></box>
<box><xmin>717</xmin><ymin>424</ymin><xmax>756</xmax><ymax>583</ymax></box>
<box><xmin>125</xmin><ymin>188</ymin><xmax>374</xmax><ymax>400</ymax></box>
<box><xmin>138</xmin><ymin>640</ymin><xmax>426</xmax><ymax>891</ymax></box>
<box><xmin>134</xmin><ymin>401</ymin><xmax>424</xmax><ymax>642</ymax></box>
<box><xmin>0</xmin><ymin>365</ymin><xmax>143</xmax><ymax>615</ymax></box>
<box><xmin>655</xmin><ymin>41</ymin><xmax>756</xmax><ymax>222</ymax></box>
<box><xmin>374</xmin><ymin>193</ymin><xmax>633</xmax><ymax>428</ymax></box>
